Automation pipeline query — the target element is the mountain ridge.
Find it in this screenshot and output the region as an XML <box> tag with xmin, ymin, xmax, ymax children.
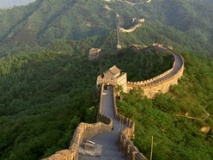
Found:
<box><xmin>0</xmin><ymin>0</ymin><xmax>213</xmax><ymax>56</ymax></box>
<box><xmin>0</xmin><ymin>0</ymin><xmax>212</xmax><ymax>159</ymax></box>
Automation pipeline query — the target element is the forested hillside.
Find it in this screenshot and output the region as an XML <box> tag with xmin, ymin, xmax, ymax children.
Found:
<box><xmin>0</xmin><ymin>45</ymin><xmax>173</xmax><ymax>159</ymax></box>
<box><xmin>117</xmin><ymin>51</ymin><xmax>213</xmax><ymax>159</ymax></box>
<box><xmin>0</xmin><ymin>0</ymin><xmax>212</xmax><ymax>160</ymax></box>
<box><xmin>0</xmin><ymin>0</ymin><xmax>213</xmax><ymax>56</ymax></box>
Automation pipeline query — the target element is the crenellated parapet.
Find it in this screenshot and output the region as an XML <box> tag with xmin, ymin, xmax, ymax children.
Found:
<box><xmin>97</xmin><ymin>65</ymin><xmax>128</xmax><ymax>93</ymax></box>
<box><xmin>112</xmin><ymin>88</ymin><xmax>147</xmax><ymax>160</ymax></box>
<box><xmin>97</xmin><ymin>45</ymin><xmax>184</xmax><ymax>98</ymax></box>
<box><xmin>43</xmin><ymin>45</ymin><xmax>184</xmax><ymax>160</ymax></box>
<box><xmin>127</xmin><ymin>47</ymin><xmax>184</xmax><ymax>98</ymax></box>
<box><xmin>43</xmin><ymin>85</ymin><xmax>113</xmax><ymax>160</ymax></box>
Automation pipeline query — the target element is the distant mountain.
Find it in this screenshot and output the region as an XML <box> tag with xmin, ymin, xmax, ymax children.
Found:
<box><xmin>0</xmin><ymin>0</ymin><xmax>116</xmax><ymax>45</ymax></box>
<box><xmin>0</xmin><ymin>1</ymin><xmax>212</xmax><ymax>160</ymax></box>
<box><xmin>0</xmin><ymin>0</ymin><xmax>212</xmax><ymax>55</ymax></box>
<box><xmin>0</xmin><ymin>0</ymin><xmax>35</xmax><ymax>8</ymax></box>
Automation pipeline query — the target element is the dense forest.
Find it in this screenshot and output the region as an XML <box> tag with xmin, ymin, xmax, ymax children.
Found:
<box><xmin>0</xmin><ymin>0</ymin><xmax>212</xmax><ymax>159</ymax></box>
<box><xmin>0</xmin><ymin>0</ymin><xmax>213</xmax><ymax>56</ymax></box>
<box><xmin>0</xmin><ymin>44</ymin><xmax>174</xmax><ymax>159</ymax></box>
<box><xmin>117</xmin><ymin>51</ymin><xmax>213</xmax><ymax>159</ymax></box>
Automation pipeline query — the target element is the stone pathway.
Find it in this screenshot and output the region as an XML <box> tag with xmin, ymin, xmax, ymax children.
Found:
<box><xmin>79</xmin><ymin>50</ymin><xmax>183</xmax><ymax>160</ymax></box>
<box><xmin>146</xmin><ymin>50</ymin><xmax>183</xmax><ymax>85</ymax></box>
<box><xmin>150</xmin><ymin>52</ymin><xmax>183</xmax><ymax>84</ymax></box>
<box><xmin>79</xmin><ymin>88</ymin><xmax>125</xmax><ymax>160</ymax></box>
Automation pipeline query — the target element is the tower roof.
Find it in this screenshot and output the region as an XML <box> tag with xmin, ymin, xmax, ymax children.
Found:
<box><xmin>103</xmin><ymin>65</ymin><xmax>121</xmax><ymax>78</ymax></box>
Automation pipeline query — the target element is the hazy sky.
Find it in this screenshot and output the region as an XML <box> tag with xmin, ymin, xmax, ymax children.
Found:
<box><xmin>0</xmin><ymin>0</ymin><xmax>36</xmax><ymax>8</ymax></box>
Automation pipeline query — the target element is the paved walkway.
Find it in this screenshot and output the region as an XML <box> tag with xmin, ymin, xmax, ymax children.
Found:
<box><xmin>79</xmin><ymin>48</ymin><xmax>183</xmax><ymax>160</ymax></box>
<box><xmin>149</xmin><ymin>52</ymin><xmax>183</xmax><ymax>84</ymax></box>
<box><xmin>79</xmin><ymin>88</ymin><xmax>125</xmax><ymax>160</ymax></box>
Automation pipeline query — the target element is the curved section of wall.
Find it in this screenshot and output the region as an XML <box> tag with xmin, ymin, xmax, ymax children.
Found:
<box><xmin>43</xmin><ymin>85</ymin><xmax>113</xmax><ymax>160</ymax></box>
<box><xmin>43</xmin><ymin>46</ymin><xmax>184</xmax><ymax>159</ymax></box>
<box><xmin>113</xmin><ymin>88</ymin><xmax>147</xmax><ymax>160</ymax></box>
<box><xmin>127</xmin><ymin>48</ymin><xmax>184</xmax><ymax>98</ymax></box>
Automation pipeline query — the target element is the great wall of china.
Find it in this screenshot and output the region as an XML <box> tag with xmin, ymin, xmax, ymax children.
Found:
<box><xmin>113</xmin><ymin>87</ymin><xmax>147</xmax><ymax>160</ymax></box>
<box><xmin>44</xmin><ymin>44</ymin><xmax>184</xmax><ymax>159</ymax></box>
<box><xmin>104</xmin><ymin>0</ymin><xmax>146</xmax><ymax>49</ymax></box>
<box><xmin>43</xmin><ymin>1</ymin><xmax>185</xmax><ymax>159</ymax></box>
<box><xmin>43</xmin><ymin>85</ymin><xmax>113</xmax><ymax>160</ymax></box>
<box><xmin>127</xmin><ymin>45</ymin><xmax>184</xmax><ymax>98</ymax></box>
<box><xmin>44</xmin><ymin>83</ymin><xmax>148</xmax><ymax>160</ymax></box>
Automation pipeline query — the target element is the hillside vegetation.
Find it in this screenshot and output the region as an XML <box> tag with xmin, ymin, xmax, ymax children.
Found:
<box><xmin>0</xmin><ymin>48</ymin><xmax>97</xmax><ymax>159</ymax></box>
<box><xmin>0</xmin><ymin>0</ymin><xmax>213</xmax><ymax>56</ymax></box>
<box><xmin>117</xmin><ymin>51</ymin><xmax>213</xmax><ymax>159</ymax></box>
<box><xmin>0</xmin><ymin>45</ymin><xmax>173</xmax><ymax>159</ymax></box>
<box><xmin>0</xmin><ymin>0</ymin><xmax>212</xmax><ymax>160</ymax></box>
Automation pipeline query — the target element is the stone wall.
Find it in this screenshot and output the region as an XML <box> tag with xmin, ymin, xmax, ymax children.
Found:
<box><xmin>113</xmin><ymin>88</ymin><xmax>147</xmax><ymax>160</ymax></box>
<box><xmin>116</xmin><ymin>72</ymin><xmax>128</xmax><ymax>93</ymax></box>
<box><xmin>43</xmin><ymin>85</ymin><xmax>113</xmax><ymax>160</ymax></box>
<box><xmin>119</xmin><ymin>23</ymin><xmax>142</xmax><ymax>33</ymax></box>
<box><xmin>68</xmin><ymin>118</ymin><xmax>112</xmax><ymax>160</ymax></box>
<box><xmin>96</xmin><ymin>76</ymin><xmax>117</xmax><ymax>86</ymax></box>
<box><xmin>127</xmin><ymin>52</ymin><xmax>184</xmax><ymax>98</ymax></box>
<box><xmin>127</xmin><ymin>67</ymin><xmax>173</xmax><ymax>86</ymax></box>
<box><xmin>43</xmin><ymin>46</ymin><xmax>184</xmax><ymax>160</ymax></box>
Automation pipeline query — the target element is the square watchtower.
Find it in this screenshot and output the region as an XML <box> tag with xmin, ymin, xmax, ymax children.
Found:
<box><xmin>96</xmin><ymin>65</ymin><xmax>127</xmax><ymax>93</ymax></box>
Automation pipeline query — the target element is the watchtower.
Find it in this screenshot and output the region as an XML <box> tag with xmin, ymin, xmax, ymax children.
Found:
<box><xmin>96</xmin><ymin>65</ymin><xmax>127</xmax><ymax>93</ymax></box>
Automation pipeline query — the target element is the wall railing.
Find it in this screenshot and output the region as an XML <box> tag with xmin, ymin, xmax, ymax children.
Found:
<box><xmin>113</xmin><ymin>87</ymin><xmax>147</xmax><ymax>160</ymax></box>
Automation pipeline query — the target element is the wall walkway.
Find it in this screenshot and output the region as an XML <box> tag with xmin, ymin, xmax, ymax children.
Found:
<box><xmin>43</xmin><ymin>85</ymin><xmax>113</xmax><ymax>160</ymax></box>
<box><xmin>79</xmin><ymin>88</ymin><xmax>124</xmax><ymax>160</ymax></box>
<box><xmin>128</xmin><ymin>46</ymin><xmax>184</xmax><ymax>98</ymax></box>
<box><xmin>43</xmin><ymin>44</ymin><xmax>184</xmax><ymax>159</ymax></box>
<box><xmin>79</xmin><ymin>87</ymin><xmax>147</xmax><ymax>160</ymax></box>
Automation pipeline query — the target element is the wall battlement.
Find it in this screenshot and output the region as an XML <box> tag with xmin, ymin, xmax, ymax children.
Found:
<box><xmin>43</xmin><ymin>85</ymin><xmax>113</xmax><ymax>160</ymax></box>
<box><xmin>127</xmin><ymin>48</ymin><xmax>184</xmax><ymax>98</ymax></box>
<box><xmin>113</xmin><ymin>88</ymin><xmax>147</xmax><ymax>160</ymax></box>
<box><xmin>43</xmin><ymin>45</ymin><xmax>184</xmax><ymax>160</ymax></box>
